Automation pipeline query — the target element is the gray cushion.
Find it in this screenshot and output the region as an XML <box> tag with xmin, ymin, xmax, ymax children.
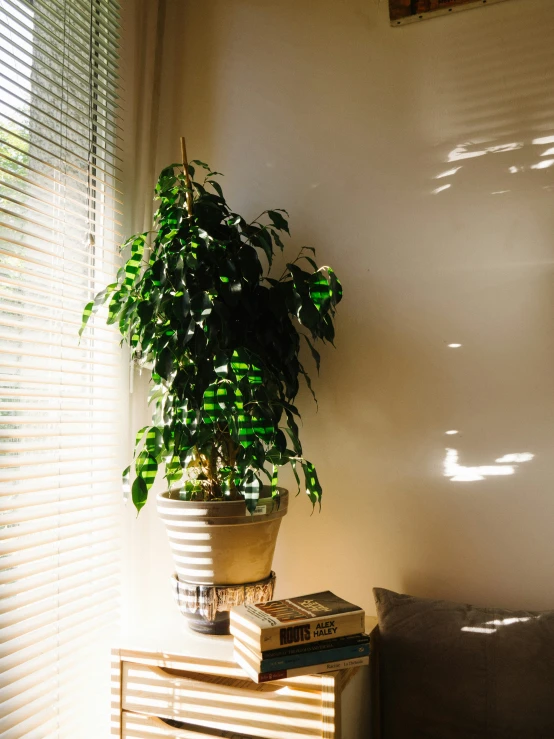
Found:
<box><xmin>373</xmin><ymin>587</ymin><xmax>554</xmax><ymax>739</ymax></box>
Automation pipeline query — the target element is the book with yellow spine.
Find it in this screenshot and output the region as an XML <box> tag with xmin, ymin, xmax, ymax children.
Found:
<box><xmin>230</xmin><ymin>591</ymin><xmax>365</xmax><ymax>652</ymax></box>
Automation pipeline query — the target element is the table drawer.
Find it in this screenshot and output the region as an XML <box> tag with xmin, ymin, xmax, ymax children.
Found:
<box><xmin>123</xmin><ymin>711</ymin><xmax>220</xmax><ymax>738</ymax></box>
<box><xmin>122</xmin><ymin>711</ymin><xmax>260</xmax><ymax>738</ymax></box>
<box><xmin>122</xmin><ymin>661</ymin><xmax>326</xmax><ymax>739</ymax></box>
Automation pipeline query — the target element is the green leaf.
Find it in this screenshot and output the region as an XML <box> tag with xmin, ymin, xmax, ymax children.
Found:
<box><xmin>166</xmin><ymin>456</ymin><xmax>184</xmax><ymax>484</ymax></box>
<box><xmin>239</xmin><ymin>245</ymin><xmax>262</xmax><ymax>283</ymax></box>
<box><xmin>247</xmin><ymin>362</ymin><xmax>263</xmax><ymax>385</ymax></box>
<box><xmin>184</xmin><ymin>479</ymin><xmax>203</xmax><ymax>499</ymax></box>
<box><xmin>231</xmin><ymin>349</ymin><xmax>249</xmax><ymax>380</ymax></box>
<box><xmin>79</xmin><ymin>283</ymin><xmax>117</xmax><ymax>337</ymax></box>
<box><xmin>284</xmin><ymin>426</ymin><xmax>302</xmax><ymax>456</ymax></box>
<box><xmin>274</xmin><ymin>429</ymin><xmax>287</xmax><ymax>453</ymax></box>
<box><xmin>309</xmin><ymin>269</ymin><xmax>332</xmax><ymax>313</ymax></box>
<box><xmin>124</xmin><ymin>234</ymin><xmax>147</xmax><ymax>288</ymax></box>
<box><xmin>252</xmin><ymin>229</ymin><xmax>273</xmax><ymax>266</ymax></box>
<box><xmin>207</xmin><ymin>180</ymin><xmax>224</xmax><ymax>199</ymax></box>
<box><xmin>145</xmin><ymin>427</ymin><xmax>163</xmax><ymax>459</ymax></box>
<box><xmin>301</xmin><ymin>366</ymin><xmax>318</xmax><ymax>407</ymax></box>
<box><xmin>155</xmin><ymin>347</ymin><xmax>173</xmax><ymax>380</ymax></box>
<box><xmin>237</xmin><ymin>414</ymin><xmax>255</xmax><ymax>448</ymax></box>
<box><xmin>297</xmin><ymin>254</ymin><xmax>318</xmax><ymax>271</ymax></box>
<box><xmin>184</xmin><ymin>408</ymin><xmax>199</xmax><ymax>431</ymax></box>
<box><xmin>299</xmin><ymin>299</ymin><xmax>320</xmax><ymax>332</ymax></box>
<box><xmin>137</xmin><ymin>300</ymin><xmax>155</xmax><ymax>324</ymax></box>
<box><xmin>268</xmin><ymin>210</ymin><xmax>290</xmax><ymax>234</ymax></box>
<box><xmin>328</xmin><ymin>267</ymin><xmax>343</xmax><ymax>305</ymax></box>
<box><xmin>303</xmin><ymin>335</ymin><xmax>321</xmax><ymax>373</ymax></box>
<box><xmin>134</xmin><ymin>426</ymin><xmax>149</xmax><ymax>455</ymax></box>
<box><xmin>190</xmin><ymin>291</ymin><xmax>213</xmax><ymax>323</ymax></box>
<box><xmin>132</xmin><ymin>475</ymin><xmax>148</xmax><ymax>513</ymax></box>
<box><xmin>204</xmin><ymin>382</ymin><xmax>238</xmax><ymax>420</ymax></box>
<box><xmin>173</xmin><ymin>290</ymin><xmax>190</xmax><ymax>324</ymax></box>
<box><xmin>253</xmin><ymin>417</ymin><xmax>275</xmax><ymax>442</ymax></box>
<box><xmin>151</xmin><ymin>259</ymin><xmax>167</xmax><ymax>287</ymax></box>
<box><xmin>143</xmin><ymin>454</ymin><xmax>159</xmax><ymax>490</ymax></box>
<box><xmin>291</xmin><ymin>459</ymin><xmax>301</xmax><ymax>495</ymax></box>
<box><xmin>302</xmin><ymin>461</ymin><xmax>322</xmax><ymax>508</ymax></box>
<box><xmin>214</xmin><ymin>353</ymin><xmax>229</xmax><ymax>378</ymax></box>
<box><xmin>240</xmin><ymin>470</ymin><xmax>262</xmax><ymax>514</ymax></box>
<box><xmin>271</xmin><ymin>229</ymin><xmax>285</xmax><ymax>250</ymax></box>
<box><xmin>271</xmin><ymin>464</ymin><xmax>279</xmax><ymax>496</ymax></box>
<box><xmin>80</xmin><ymin>301</ymin><xmax>94</xmax><ymax>337</ymax></box>
<box><xmin>136</xmin><ymin>449</ymin><xmax>158</xmax><ymax>489</ymax></box>
<box><xmin>107</xmin><ymin>290</ymin><xmax>125</xmax><ymax>325</ymax></box>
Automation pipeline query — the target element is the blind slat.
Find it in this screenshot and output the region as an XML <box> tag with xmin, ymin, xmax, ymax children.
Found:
<box><xmin>0</xmin><ymin>18</ymin><xmax>120</xmax><ymax>114</ymax></box>
<box><xmin>0</xmin><ymin>265</ymin><xmax>121</xmax><ymax>304</ymax></box>
<box><xmin>1</xmin><ymin>573</ymin><xmax>120</xmax><ymax>631</ymax></box>
<box><xmin>0</xmin><ymin>0</ymin><xmax>120</xmax><ymax>88</ymax></box>
<box><xmin>17</xmin><ymin>0</ymin><xmax>121</xmax><ymax>66</ymax></box>
<box><xmin>0</xmin><ymin>597</ymin><xmax>119</xmax><ymax>676</ymax></box>
<box><xmin>0</xmin><ymin>278</ymin><xmax>113</xmax><ymax>312</ymax></box>
<box><xmin>0</xmin><ymin>245</ymin><xmax>118</xmax><ymax>289</ymax></box>
<box><xmin>0</xmin><ymin>113</ymin><xmax>122</xmax><ymax>179</ymax></box>
<box><xmin>0</xmin><ymin>373</ymin><xmax>120</xmax><ymax>390</ymax></box>
<box><xmin>0</xmin><ymin>135</ymin><xmax>124</xmax><ymax>200</ymax></box>
<box><xmin>0</xmin><ymin>305</ymin><xmax>119</xmax><ymax>336</ymax></box>
<box><xmin>0</xmin><ymin>85</ymin><xmax>122</xmax><ymax>162</ymax></box>
<box><xmin>0</xmin><ymin>61</ymin><xmax>120</xmax><ymax>142</ymax></box>
<box><xmin>0</xmin><ymin>539</ymin><xmax>118</xmax><ymax>586</ymax></box>
<box><xmin>0</xmin><ymin>27</ymin><xmax>122</xmax><ymax>127</ymax></box>
<box><xmin>0</xmin><ymin>179</ymin><xmax>124</xmax><ymax>238</ymax></box>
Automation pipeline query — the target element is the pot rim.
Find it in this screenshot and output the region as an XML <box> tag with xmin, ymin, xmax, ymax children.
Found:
<box><xmin>156</xmin><ymin>487</ymin><xmax>289</xmax><ymax>525</ymax></box>
<box><xmin>159</xmin><ymin>486</ymin><xmax>288</xmax><ymax>504</ymax></box>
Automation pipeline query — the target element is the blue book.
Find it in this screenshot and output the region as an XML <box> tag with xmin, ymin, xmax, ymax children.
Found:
<box><xmin>235</xmin><ymin>636</ymin><xmax>370</xmax><ymax>673</ymax></box>
<box><xmin>260</xmin><ymin>632</ymin><xmax>370</xmax><ymax>660</ymax></box>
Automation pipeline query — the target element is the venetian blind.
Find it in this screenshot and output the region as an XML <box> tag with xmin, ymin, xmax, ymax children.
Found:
<box><xmin>0</xmin><ymin>0</ymin><xmax>123</xmax><ymax>737</ymax></box>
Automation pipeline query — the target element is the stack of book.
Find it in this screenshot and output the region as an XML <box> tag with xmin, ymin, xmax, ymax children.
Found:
<box><xmin>230</xmin><ymin>591</ymin><xmax>369</xmax><ymax>683</ymax></box>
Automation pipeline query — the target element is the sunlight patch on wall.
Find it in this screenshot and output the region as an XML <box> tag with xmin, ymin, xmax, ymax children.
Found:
<box><xmin>435</xmin><ymin>167</ymin><xmax>462</xmax><ymax>179</ymax></box>
<box><xmin>432</xmin><ymin>184</ymin><xmax>451</xmax><ymax>195</ymax></box>
<box><xmin>495</xmin><ymin>453</ymin><xmax>534</xmax><ymax>464</ymax></box>
<box><xmin>531</xmin><ymin>159</ymin><xmax>554</xmax><ymax>170</ymax></box>
<box><xmin>532</xmin><ymin>135</ymin><xmax>554</xmax><ymax>146</ymax></box>
<box><xmin>444</xmin><ymin>448</ymin><xmax>534</xmax><ymax>483</ymax></box>
<box><xmin>447</xmin><ymin>142</ymin><xmax>523</xmax><ymax>163</ymax></box>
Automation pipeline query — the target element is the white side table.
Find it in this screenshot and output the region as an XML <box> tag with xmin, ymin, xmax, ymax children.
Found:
<box><xmin>112</xmin><ymin>624</ymin><xmax>376</xmax><ymax>739</ymax></box>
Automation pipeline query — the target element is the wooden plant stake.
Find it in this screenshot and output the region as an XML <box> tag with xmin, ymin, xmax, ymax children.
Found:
<box><xmin>180</xmin><ymin>135</ymin><xmax>193</xmax><ymax>217</ymax></box>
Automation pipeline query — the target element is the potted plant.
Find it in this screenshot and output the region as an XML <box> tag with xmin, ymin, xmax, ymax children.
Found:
<box><xmin>80</xmin><ymin>140</ymin><xmax>342</xmax><ymax>632</ymax></box>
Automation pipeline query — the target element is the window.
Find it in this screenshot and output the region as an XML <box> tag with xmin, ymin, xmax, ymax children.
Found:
<box><xmin>0</xmin><ymin>0</ymin><xmax>123</xmax><ymax>736</ymax></box>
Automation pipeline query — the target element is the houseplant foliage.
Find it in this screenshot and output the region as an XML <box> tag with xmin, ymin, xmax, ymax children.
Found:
<box><xmin>81</xmin><ymin>155</ymin><xmax>342</xmax><ymax>514</ymax></box>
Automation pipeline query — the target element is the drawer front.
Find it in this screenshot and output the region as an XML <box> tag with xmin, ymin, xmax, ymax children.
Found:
<box><xmin>122</xmin><ymin>711</ymin><xmax>245</xmax><ymax>738</ymax></box>
<box><xmin>122</xmin><ymin>661</ymin><xmax>325</xmax><ymax>739</ymax></box>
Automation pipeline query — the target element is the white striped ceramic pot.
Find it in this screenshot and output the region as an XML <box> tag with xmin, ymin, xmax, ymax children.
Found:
<box><xmin>157</xmin><ymin>488</ymin><xmax>289</xmax><ymax>586</ymax></box>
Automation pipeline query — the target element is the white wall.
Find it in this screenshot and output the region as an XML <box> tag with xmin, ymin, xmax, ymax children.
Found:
<box><xmin>125</xmin><ymin>0</ymin><xmax>554</xmax><ymax>640</ymax></box>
